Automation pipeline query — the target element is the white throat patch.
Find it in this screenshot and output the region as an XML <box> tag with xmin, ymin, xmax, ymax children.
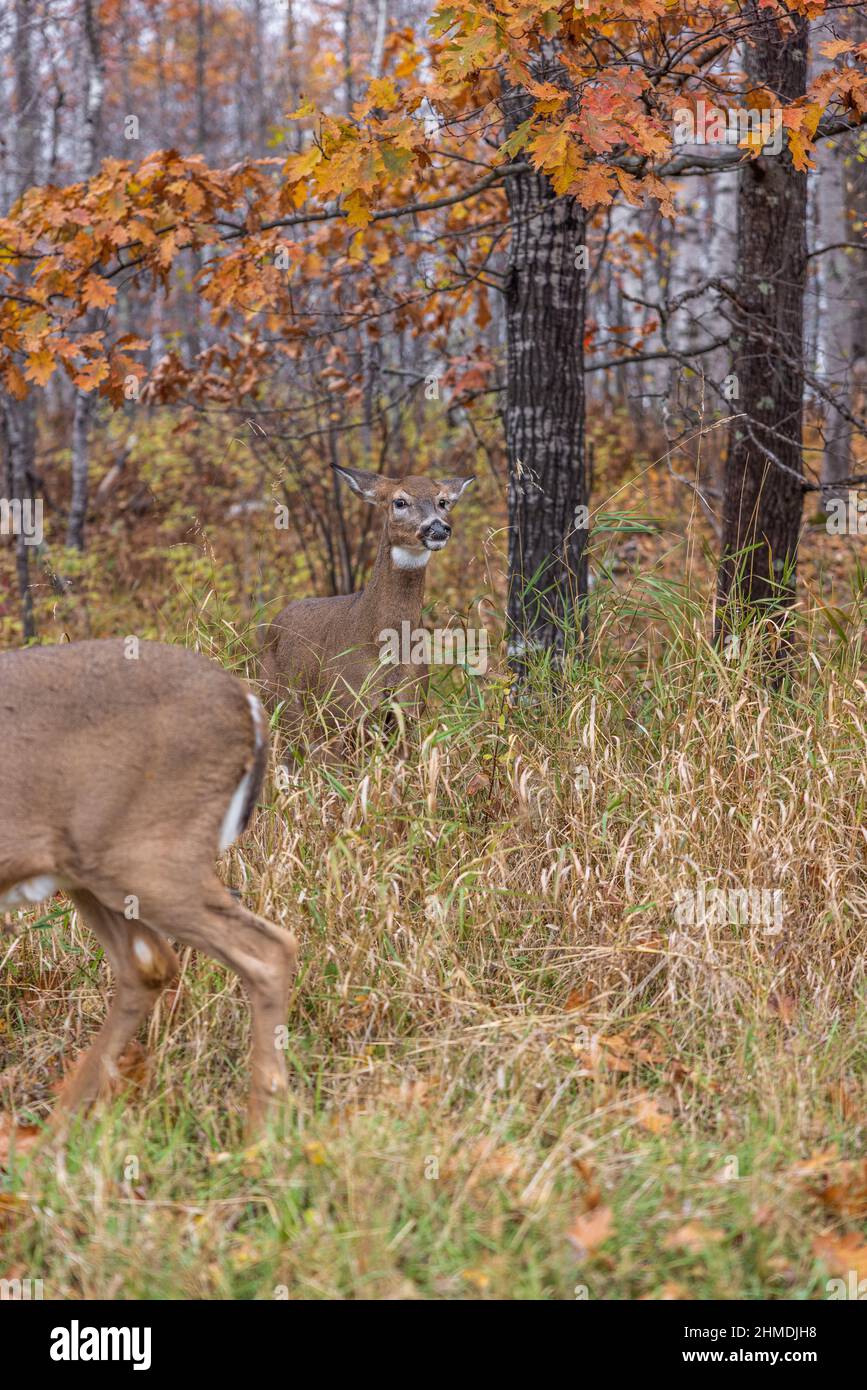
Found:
<box><xmin>391</xmin><ymin>545</ymin><xmax>431</xmax><ymax>571</ymax></box>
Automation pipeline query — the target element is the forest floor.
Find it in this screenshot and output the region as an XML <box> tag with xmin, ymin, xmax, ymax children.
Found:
<box><xmin>1</xmin><ymin>414</ymin><xmax>866</xmax><ymax>1299</ymax></box>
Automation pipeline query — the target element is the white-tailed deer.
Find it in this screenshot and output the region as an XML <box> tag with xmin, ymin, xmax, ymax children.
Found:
<box><xmin>0</xmin><ymin>638</ymin><xmax>296</xmax><ymax>1137</ymax></box>
<box><xmin>260</xmin><ymin>466</ymin><xmax>474</xmax><ymax>751</ymax></box>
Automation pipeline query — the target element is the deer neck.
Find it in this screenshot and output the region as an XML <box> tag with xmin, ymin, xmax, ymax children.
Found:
<box><xmin>358</xmin><ymin>525</ymin><xmax>429</xmax><ymax>638</ymax></box>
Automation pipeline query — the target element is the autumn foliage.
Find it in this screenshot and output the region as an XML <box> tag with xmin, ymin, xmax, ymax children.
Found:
<box><xmin>2</xmin><ymin>1</ymin><xmax>864</xmax><ymax>414</ymax></box>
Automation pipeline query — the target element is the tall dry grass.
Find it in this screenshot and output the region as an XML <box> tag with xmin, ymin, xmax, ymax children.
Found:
<box><xmin>2</xmin><ymin>557</ymin><xmax>866</xmax><ymax>1298</ymax></box>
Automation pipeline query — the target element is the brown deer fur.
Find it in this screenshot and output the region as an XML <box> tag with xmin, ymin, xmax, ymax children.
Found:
<box><xmin>0</xmin><ymin>638</ymin><xmax>297</xmax><ymax>1136</ymax></box>
<box><xmin>259</xmin><ymin>467</ymin><xmax>474</xmax><ymax>750</ymax></box>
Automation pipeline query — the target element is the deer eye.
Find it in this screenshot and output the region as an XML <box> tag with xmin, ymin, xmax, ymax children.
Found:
<box><xmin>393</xmin><ymin>498</ymin><xmax>408</xmax><ymax>510</ymax></box>
<box><xmin>437</xmin><ymin>498</ymin><xmax>449</xmax><ymax>510</ymax></box>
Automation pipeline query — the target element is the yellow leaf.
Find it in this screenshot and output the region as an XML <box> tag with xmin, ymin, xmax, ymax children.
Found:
<box><xmin>73</xmin><ymin>360</ymin><xmax>109</xmax><ymax>391</ymax></box>
<box><xmin>4</xmin><ymin>364</ymin><xmax>27</xmax><ymax>399</ymax></box>
<box><xmin>819</xmin><ymin>39</ymin><xmax>853</xmax><ymax>59</ymax></box>
<box><xmin>159</xmin><ymin>231</ymin><xmax>178</xmax><ymax>268</ymax></box>
<box><xmin>343</xmin><ymin>190</ymin><xmax>372</xmax><ymax>228</ymax></box>
<box><xmin>81</xmin><ymin>276</ymin><xmax>117</xmax><ymax>310</ymax></box>
<box><xmin>803</xmin><ymin>102</ymin><xmax>823</xmax><ymax>139</ymax></box>
<box><xmin>285</xmin><ymin>146</ymin><xmax>323</xmax><ymax>183</ymax></box>
<box><xmin>185</xmin><ymin>182</ymin><xmax>206</xmax><ymax>213</ymax></box>
<box><xmin>787</xmin><ymin>128</ymin><xmax>815</xmax><ymax>172</ymax></box>
<box><xmin>23</xmin><ymin>349</ymin><xmax>56</xmax><ymax>387</ymax></box>
<box><xmin>368</xmin><ymin>77</ymin><xmax>399</xmax><ymax>112</ymax></box>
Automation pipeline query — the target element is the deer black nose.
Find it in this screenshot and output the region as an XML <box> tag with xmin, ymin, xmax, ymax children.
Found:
<box><xmin>422</xmin><ymin>520</ymin><xmax>451</xmax><ymax>542</ymax></box>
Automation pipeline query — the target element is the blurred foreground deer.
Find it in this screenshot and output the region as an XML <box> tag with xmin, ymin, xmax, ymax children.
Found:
<box><xmin>260</xmin><ymin>466</ymin><xmax>474</xmax><ymax>754</ymax></box>
<box><xmin>0</xmin><ymin>639</ymin><xmax>297</xmax><ymax>1137</ymax></box>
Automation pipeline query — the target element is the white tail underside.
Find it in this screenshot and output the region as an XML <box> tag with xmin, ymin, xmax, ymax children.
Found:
<box><xmin>218</xmin><ymin>691</ymin><xmax>267</xmax><ymax>851</ymax></box>
<box><xmin>0</xmin><ymin>874</ymin><xmax>64</xmax><ymax>911</ymax></box>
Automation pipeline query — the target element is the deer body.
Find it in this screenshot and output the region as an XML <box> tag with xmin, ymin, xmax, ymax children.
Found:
<box><xmin>0</xmin><ymin>638</ymin><xmax>296</xmax><ymax>1135</ymax></box>
<box><xmin>260</xmin><ymin>467</ymin><xmax>474</xmax><ymax>747</ymax></box>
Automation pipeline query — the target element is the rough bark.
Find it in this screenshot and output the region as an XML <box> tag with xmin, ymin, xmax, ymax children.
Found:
<box><xmin>716</xmin><ymin>3</ymin><xmax>808</xmax><ymax>636</ymax></box>
<box><xmin>285</xmin><ymin>0</ymin><xmax>303</xmax><ymax>153</ymax></box>
<box><xmin>1</xmin><ymin>408</ymin><xmax>36</xmax><ymax>641</ymax></box>
<box><xmin>502</xmin><ymin>74</ymin><xmax>588</xmax><ymax>673</ymax></box>
<box><xmin>342</xmin><ymin>0</ymin><xmax>355</xmax><ymax>115</ymax></box>
<box><xmin>818</xmin><ymin>5</ymin><xmax>867</xmax><ymax>495</ymax></box>
<box><xmin>818</xmin><ymin>134</ymin><xmax>855</xmax><ymax>496</ymax></box>
<box><xmin>371</xmin><ymin>0</ymin><xmax>388</xmax><ymax>79</ymax></box>
<box><xmin>67</xmin><ymin>0</ymin><xmax>105</xmax><ymax>551</ymax></box>
<box><xmin>2</xmin><ymin>0</ymin><xmax>38</xmax><ymax>633</ymax></box>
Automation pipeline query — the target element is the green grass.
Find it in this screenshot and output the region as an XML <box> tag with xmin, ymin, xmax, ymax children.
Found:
<box><xmin>2</xmin><ymin>544</ymin><xmax>867</xmax><ymax>1300</ymax></box>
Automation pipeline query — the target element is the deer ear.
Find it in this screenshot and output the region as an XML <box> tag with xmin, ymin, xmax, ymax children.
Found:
<box><xmin>437</xmin><ymin>475</ymin><xmax>475</xmax><ymax>506</ymax></box>
<box><xmin>332</xmin><ymin>466</ymin><xmax>386</xmax><ymax>504</ymax></box>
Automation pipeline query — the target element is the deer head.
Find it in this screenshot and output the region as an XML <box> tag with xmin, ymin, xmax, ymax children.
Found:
<box><xmin>333</xmin><ymin>466</ymin><xmax>475</xmax><ymax>569</ymax></box>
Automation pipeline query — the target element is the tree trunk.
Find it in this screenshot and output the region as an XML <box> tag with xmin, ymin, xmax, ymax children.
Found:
<box><xmin>818</xmin><ymin>4</ymin><xmax>867</xmax><ymax>497</ymax></box>
<box><xmin>818</xmin><ymin>132</ymin><xmax>854</xmax><ymax>497</ymax></box>
<box><xmin>1</xmin><ymin>407</ymin><xmax>36</xmax><ymax>641</ymax></box>
<box><xmin>342</xmin><ymin>0</ymin><xmax>355</xmax><ymax>116</ymax></box>
<box><xmin>2</xmin><ymin>0</ymin><xmax>38</xmax><ymax>633</ymax></box>
<box><xmin>68</xmin><ymin>391</ymin><xmax>95</xmax><ymax>550</ymax></box>
<box><xmin>502</xmin><ymin>81</ymin><xmax>588</xmax><ymax>674</ymax></box>
<box><xmin>716</xmin><ymin>3</ymin><xmax>808</xmax><ymax>638</ymax></box>
<box><xmin>67</xmin><ymin>0</ymin><xmax>105</xmax><ymax>551</ymax></box>
<box><xmin>371</xmin><ymin>0</ymin><xmax>388</xmax><ymax>79</ymax></box>
<box><xmin>285</xmin><ymin>0</ymin><xmax>303</xmax><ymax>153</ymax></box>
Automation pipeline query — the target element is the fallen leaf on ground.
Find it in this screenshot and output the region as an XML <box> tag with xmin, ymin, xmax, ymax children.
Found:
<box><xmin>640</xmin><ymin>1281</ymin><xmax>691</xmax><ymax>1300</ymax></box>
<box><xmin>813</xmin><ymin>1233</ymin><xmax>867</xmax><ymax>1281</ymax></box>
<box><xmin>564</xmin><ymin>985</ymin><xmax>592</xmax><ymax>1012</ymax></box>
<box><xmin>567</xmin><ymin>1204</ymin><xmax>613</xmax><ymax>1257</ymax></box>
<box><xmin>663</xmin><ymin>1221</ymin><xmax>726</xmax><ymax>1253</ymax></box>
<box><xmin>811</xmin><ymin>1160</ymin><xmax>867</xmax><ymax>1221</ymax></box>
<box><xmin>787</xmin><ymin>1147</ymin><xmax>838</xmax><ymax>1177</ymax></box>
<box><xmin>768</xmin><ymin>991</ymin><xmax>797</xmax><ymax>1023</ymax></box>
<box><xmin>633</xmin><ymin>1092</ymin><xmax>673</xmax><ymax>1134</ymax></box>
<box><xmin>0</xmin><ymin>1113</ymin><xmax>40</xmax><ymax>1164</ymax></box>
<box><xmin>116</xmin><ymin>1039</ymin><xmax>149</xmax><ymax>1088</ymax></box>
<box><xmin>0</xmin><ymin>1193</ymin><xmax>32</xmax><ymax>1228</ymax></box>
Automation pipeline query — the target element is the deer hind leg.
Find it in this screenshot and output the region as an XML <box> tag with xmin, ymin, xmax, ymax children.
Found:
<box><xmin>142</xmin><ymin>882</ymin><xmax>297</xmax><ymax>1138</ymax></box>
<box><xmin>52</xmin><ymin>890</ymin><xmax>179</xmax><ymax>1122</ymax></box>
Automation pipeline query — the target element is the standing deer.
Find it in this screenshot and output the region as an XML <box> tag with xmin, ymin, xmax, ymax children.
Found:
<box><xmin>0</xmin><ymin>638</ymin><xmax>296</xmax><ymax>1137</ymax></box>
<box><xmin>260</xmin><ymin>466</ymin><xmax>474</xmax><ymax>751</ymax></box>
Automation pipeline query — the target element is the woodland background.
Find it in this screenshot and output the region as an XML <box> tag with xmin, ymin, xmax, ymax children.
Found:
<box><xmin>1</xmin><ymin>1</ymin><xmax>867</xmax><ymax>1302</ymax></box>
<box><xmin>0</xmin><ymin>0</ymin><xmax>865</xmax><ymax>655</ymax></box>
